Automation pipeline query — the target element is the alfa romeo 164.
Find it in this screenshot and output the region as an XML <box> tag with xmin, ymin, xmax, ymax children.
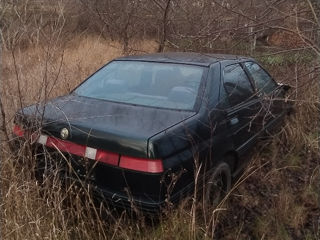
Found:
<box><xmin>13</xmin><ymin>53</ymin><xmax>291</xmax><ymax>212</ymax></box>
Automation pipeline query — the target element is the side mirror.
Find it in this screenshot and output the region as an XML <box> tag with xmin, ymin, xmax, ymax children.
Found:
<box><xmin>278</xmin><ymin>83</ymin><xmax>291</xmax><ymax>92</ymax></box>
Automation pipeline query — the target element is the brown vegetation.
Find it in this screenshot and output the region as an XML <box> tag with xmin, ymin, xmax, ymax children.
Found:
<box><xmin>0</xmin><ymin>0</ymin><xmax>319</xmax><ymax>239</ymax></box>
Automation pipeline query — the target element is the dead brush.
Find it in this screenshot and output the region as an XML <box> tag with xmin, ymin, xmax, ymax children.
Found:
<box><xmin>1</xmin><ymin>22</ymin><xmax>319</xmax><ymax>240</ymax></box>
<box><xmin>1</xmin><ymin>0</ymin><xmax>319</xmax><ymax>238</ymax></box>
<box><xmin>276</xmin><ymin>81</ymin><xmax>319</xmax><ymax>158</ymax></box>
<box><xmin>1</xmin><ymin>134</ymin><xmax>132</xmax><ymax>239</ymax></box>
<box><xmin>0</xmin><ymin>35</ymin><xmax>159</xmax><ymax>239</ymax></box>
<box><xmin>211</xmin><ymin>74</ymin><xmax>319</xmax><ymax>239</ymax></box>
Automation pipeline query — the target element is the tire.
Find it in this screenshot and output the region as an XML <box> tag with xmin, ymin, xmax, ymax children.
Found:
<box><xmin>204</xmin><ymin>162</ymin><xmax>232</xmax><ymax>209</ymax></box>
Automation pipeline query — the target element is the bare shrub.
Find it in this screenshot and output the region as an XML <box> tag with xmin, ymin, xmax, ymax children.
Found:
<box><xmin>0</xmin><ymin>0</ymin><xmax>319</xmax><ymax>239</ymax></box>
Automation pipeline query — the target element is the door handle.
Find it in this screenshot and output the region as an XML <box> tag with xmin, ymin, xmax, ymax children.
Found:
<box><xmin>229</xmin><ymin>117</ymin><xmax>239</xmax><ymax>125</ymax></box>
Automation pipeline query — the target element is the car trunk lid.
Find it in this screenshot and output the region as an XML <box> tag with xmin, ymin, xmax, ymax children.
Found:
<box><xmin>18</xmin><ymin>94</ymin><xmax>195</xmax><ymax>158</ymax></box>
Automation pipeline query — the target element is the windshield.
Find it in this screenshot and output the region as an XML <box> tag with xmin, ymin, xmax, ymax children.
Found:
<box><xmin>74</xmin><ymin>61</ymin><xmax>205</xmax><ymax>111</ymax></box>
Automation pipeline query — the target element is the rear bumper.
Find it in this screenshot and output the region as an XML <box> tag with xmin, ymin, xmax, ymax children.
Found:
<box><xmin>92</xmin><ymin>184</ymin><xmax>166</xmax><ymax>213</ymax></box>
<box><xmin>33</xmin><ymin>146</ymin><xmax>177</xmax><ymax>213</ymax></box>
<box><xmin>11</xmin><ymin>137</ymin><xmax>194</xmax><ymax>213</ymax></box>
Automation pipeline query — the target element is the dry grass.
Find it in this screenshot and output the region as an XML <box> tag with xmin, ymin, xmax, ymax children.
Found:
<box><xmin>1</xmin><ymin>36</ymin><xmax>158</xmax><ymax>129</ymax></box>
<box><xmin>1</xmin><ymin>35</ymin><xmax>319</xmax><ymax>239</ymax></box>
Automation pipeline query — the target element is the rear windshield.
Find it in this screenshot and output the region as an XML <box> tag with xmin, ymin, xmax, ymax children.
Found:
<box><xmin>74</xmin><ymin>61</ymin><xmax>205</xmax><ymax>111</ymax></box>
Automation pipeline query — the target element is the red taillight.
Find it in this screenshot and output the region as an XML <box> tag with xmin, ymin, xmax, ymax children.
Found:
<box><xmin>13</xmin><ymin>125</ymin><xmax>25</xmax><ymax>137</ymax></box>
<box><xmin>37</xmin><ymin>134</ymin><xmax>119</xmax><ymax>166</ymax></box>
<box><xmin>119</xmin><ymin>156</ymin><xmax>163</xmax><ymax>173</ymax></box>
<box><xmin>35</xmin><ymin>134</ymin><xmax>163</xmax><ymax>172</ymax></box>
<box><xmin>46</xmin><ymin>136</ymin><xmax>86</xmax><ymax>157</ymax></box>
<box><xmin>95</xmin><ymin>149</ymin><xmax>119</xmax><ymax>166</ymax></box>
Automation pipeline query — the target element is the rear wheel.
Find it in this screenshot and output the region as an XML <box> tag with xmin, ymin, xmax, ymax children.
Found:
<box><xmin>204</xmin><ymin>162</ymin><xmax>231</xmax><ymax>209</ymax></box>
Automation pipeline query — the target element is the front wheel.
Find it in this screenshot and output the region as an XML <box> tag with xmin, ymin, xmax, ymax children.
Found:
<box><xmin>203</xmin><ymin>162</ymin><xmax>231</xmax><ymax>209</ymax></box>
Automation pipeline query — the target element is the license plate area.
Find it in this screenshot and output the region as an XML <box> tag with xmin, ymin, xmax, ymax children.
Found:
<box><xmin>36</xmin><ymin>147</ymin><xmax>97</xmax><ymax>183</ymax></box>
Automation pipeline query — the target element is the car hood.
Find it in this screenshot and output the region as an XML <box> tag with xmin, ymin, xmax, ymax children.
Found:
<box><xmin>19</xmin><ymin>94</ymin><xmax>195</xmax><ymax>158</ymax></box>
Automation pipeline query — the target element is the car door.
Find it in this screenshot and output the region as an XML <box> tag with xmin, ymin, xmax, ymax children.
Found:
<box><xmin>219</xmin><ymin>62</ymin><xmax>262</xmax><ymax>155</ymax></box>
<box><xmin>242</xmin><ymin>61</ymin><xmax>283</xmax><ymax>132</ymax></box>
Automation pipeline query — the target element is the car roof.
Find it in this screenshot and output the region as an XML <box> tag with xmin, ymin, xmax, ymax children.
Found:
<box><xmin>115</xmin><ymin>52</ymin><xmax>253</xmax><ymax>67</ymax></box>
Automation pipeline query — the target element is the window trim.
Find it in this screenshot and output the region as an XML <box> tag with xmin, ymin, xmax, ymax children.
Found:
<box><xmin>241</xmin><ymin>61</ymin><xmax>278</xmax><ymax>95</ymax></box>
<box><xmin>220</xmin><ymin>63</ymin><xmax>256</xmax><ymax>108</ymax></box>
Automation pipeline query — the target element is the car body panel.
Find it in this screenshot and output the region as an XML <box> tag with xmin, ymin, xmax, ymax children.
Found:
<box><xmin>218</xmin><ymin>60</ymin><xmax>264</xmax><ymax>155</ymax></box>
<box><xmin>19</xmin><ymin>94</ymin><xmax>196</xmax><ymax>158</ymax></box>
<box><xmin>13</xmin><ymin>52</ymin><xmax>291</xmax><ymax>212</ymax></box>
<box><xmin>116</xmin><ymin>52</ymin><xmax>252</xmax><ymax>67</ymax></box>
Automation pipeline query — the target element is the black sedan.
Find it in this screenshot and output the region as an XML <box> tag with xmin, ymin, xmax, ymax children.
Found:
<box><xmin>13</xmin><ymin>52</ymin><xmax>291</xmax><ymax>212</ymax></box>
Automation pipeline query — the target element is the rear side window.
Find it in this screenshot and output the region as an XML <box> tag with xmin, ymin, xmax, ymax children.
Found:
<box><xmin>223</xmin><ymin>64</ymin><xmax>254</xmax><ymax>107</ymax></box>
<box><xmin>244</xmin><ymin>62</ymin><xmax>277</xmax><ymax>94</ymax></box>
